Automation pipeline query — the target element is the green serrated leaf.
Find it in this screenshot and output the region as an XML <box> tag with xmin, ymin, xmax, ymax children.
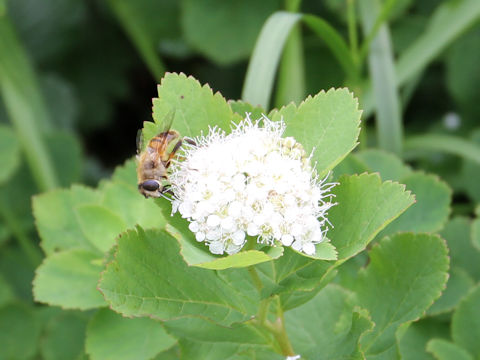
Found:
<box><xmin>380</xmin><ymin>172</ymin><xmax>451</xmax><ymax>236</ymax></box>
<box><xmin>452</xmin><ymin>285</ymin><xmax>480</xmax><ymax>358</ymax></box>
<box><xmin>152</xmin><ymin>73</ymin><xmax>235</xmax><ymax>138</ymax></box>
<box><xmin>98</xmin><ymin>228</ymin><xmax>257</xmax><ymax>325</ymax></box>
<box><xmin>76</xmin><ymin>205</ymin><xmax>127</xmax><ymax>253</ymax></box>
<box><xmin>427</xmin><ymin>267</ymin><xmax>475</xmax><ymax>316</ymax></box>
<box><xmin>285</xmin><ymin>284</ymin><xmax>374</xmax><ymax>360</ymax></box>
<box><xmin>441</xmin><ymin>217</ymin><xmax>480</xmax><ymax>281</ymax></box>
<box><xmin>40</xmin><ymin>311</ymin><xmax>89</xmax><ymax>360</ymax></box>
<box><xmin>33</xmin><ymin>186</ymin><xmax>101</xmax><ymax>255</ymax></box>
<box><xmin>182</xmin><ymin>0</ymin><xmax>280</xmax><ymax>65</ymax></box>
<box><xmin>358</xmin><ymin>233</ymin><xmax>449</xmax><ymax>357</ymax></box>
<box><xmin>356</xmin><ymin>149</ymin><xmax>412</xmax><ymax>181</ymax></box>
<box><xmin>329</xmin><ymin>173</ymin><xmax>415</xmax><ymax>260</ymax></box>
<box><xmin>33</xmin><ymin>249</ymin><xmax>106</xmax><ymax>310</ymax></box>
<box><xmin>0</xmin><ymin>125</ymin><xmax>20</xmax><ymax>184</ymax></box>
<box><xmin>271</xmin><ymin>88</ymin><xmax>361</xmax><ymax>175</ymax></box>
<box><xmin>426</xmin><ymin>339</ymin><xmax>473</xmax><ymax>360</ymax></box>
<box><xmin>0</xmin><ymin>303</ymin><xmax>41</xmax><ymax>360</ymax></box>
<box><xmin>86</xmin><ymin>309</ymin><xmax>176</xmax><ymax>360</ymax></box>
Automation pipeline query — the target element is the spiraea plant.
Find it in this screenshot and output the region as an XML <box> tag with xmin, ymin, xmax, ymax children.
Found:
<box><xmin>32</xmin><ymin>73</ymin><xmax>453</xmax><ymax>359</ymax></box>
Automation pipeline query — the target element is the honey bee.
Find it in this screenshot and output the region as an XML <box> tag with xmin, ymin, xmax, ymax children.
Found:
<box><xmin>136</xmin><ymin>111</ymin><xmax>194</xmax><ymax>198</ymax></box>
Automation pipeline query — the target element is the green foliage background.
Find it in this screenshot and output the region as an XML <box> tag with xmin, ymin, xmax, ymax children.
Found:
<box><xmin>0</xmin><ymin>0</ymin><xmax>480</xmax><ymax>359</ymax></box>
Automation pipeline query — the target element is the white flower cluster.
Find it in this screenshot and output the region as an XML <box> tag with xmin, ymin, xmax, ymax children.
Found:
<box><xmin>169</xmin><ymin>115</ymin><xmax>336</xmax><ymax>256</ymax></box>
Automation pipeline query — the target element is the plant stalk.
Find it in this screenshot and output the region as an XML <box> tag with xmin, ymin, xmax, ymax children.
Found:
<box><xmin>247</xmin><ymin>262</ymin><xmax>296</xmax><ymax>357</ymax></box>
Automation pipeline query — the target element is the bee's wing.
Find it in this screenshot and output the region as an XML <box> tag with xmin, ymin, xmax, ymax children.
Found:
<box><xmin>156</xmin><ymin>109</ymin><xmax>177</xmax><ymax>150</ymax></box>
<box><xmin>158</xmin><ymin>109</ymin><xmax>176</xmax><ymax>134</ymax></box>
<box><xmin>137</xmin><ymin>109</ymin><xmax>176</xmax><ymax>154</ymax></box>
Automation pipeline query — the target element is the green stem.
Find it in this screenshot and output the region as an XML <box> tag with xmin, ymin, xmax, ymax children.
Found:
<box><xmin>246</xmin><ymin>259</ymin><xmax>296</xmax><ymax>356</ymax></box>
<box><xmin>257</xmin><ymin>298</ymin><xmax>271</xmax><ymax>325</ymax></box>
<box><xmin>262</xmin><ymin>297</ymin><xmax>295</xmax><ymax>356</ymax></box>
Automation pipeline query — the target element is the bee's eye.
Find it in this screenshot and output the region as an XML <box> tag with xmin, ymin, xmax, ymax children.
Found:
<box><xmin>141</xmin><ymin>180</ymin><xmax>160</xmax><ymax>191</ymax></box>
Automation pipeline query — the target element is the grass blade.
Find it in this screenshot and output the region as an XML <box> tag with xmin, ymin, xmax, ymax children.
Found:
<box><xmin>107</xmin><ymin>0</ymin><xmax>166</xmax><ymax>81</ymax></box>
<box><xmin>243</xmin><ymin>11</ymin><xmax>358</xmax><ymax>109</ymax></box>
<box><xmin>0</xmin><ymin>15</ymin><xmax>58</xmax><ymax>191</ymax></box>
<box><xmin>303</xmin><ymin>15</ymin><xmax>358</xmax><ymax>82</ymax></box>
<box><xmin>404</xmin><ymin>134</ymin><xmax>480</xmax><ymax>165</ymax></box>
<box><xmin>274</xmin><ymin>0</ymin><xmax>305</xmax><ymax>107</ymax></box>
<box><xmin>359</xmin><ymin>0</ymin><xmax>402</xmax><ymax>154</ymax></box>
<box><xmin>362</xmin><ymin>0</ymin><xmax>480</xmax><ymax>117</ymax></box>
<box><xmin>358</xmin><ymin>0</ymin><xmax>397</xmax><ymax>62</ymax></box>
<box><xmin>242</xmin><ymin>11</ymin><xmax>301</xmax><ymax>109</ymax></box>
<box><xmin>396</xmin><ymin>0</ymin><xmax>480</xmax><ymax>85</ymax></box>
<box><xmin>274</xmin><ymin>23</ymin><xmax>306</xmax><ymax>108</ymax></box>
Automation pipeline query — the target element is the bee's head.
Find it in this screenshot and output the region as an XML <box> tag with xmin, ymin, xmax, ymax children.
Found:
<box><xmin>138</xmin><ymin>179</ymin><xmax>163</xmax><ymax>198</ymax></box>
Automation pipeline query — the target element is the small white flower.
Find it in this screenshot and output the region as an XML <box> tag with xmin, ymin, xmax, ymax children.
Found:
<box><xmin>170</xmin><ymin>115</ymin><xmax>336</xmax><ymax>255</ymax></box>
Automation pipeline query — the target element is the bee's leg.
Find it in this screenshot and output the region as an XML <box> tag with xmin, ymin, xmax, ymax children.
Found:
<box><xmin>183</xmin><ymin>137</ymin><xmax>196</xmax><ymax>146</ymax></box>
<box><xmin>169</xmin><ymin>140</ymin><xmax>184</xmax><ymax>160</ymax></box>
<box><xmin>166</xmin><ymin>138</ymin><xmax>189</xmax><ymax>167</ymax></box>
